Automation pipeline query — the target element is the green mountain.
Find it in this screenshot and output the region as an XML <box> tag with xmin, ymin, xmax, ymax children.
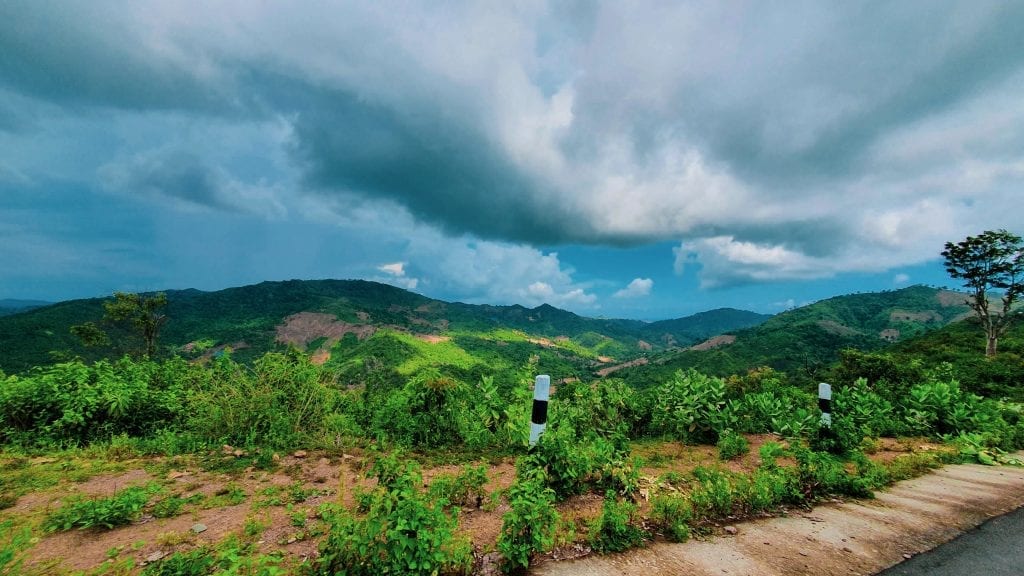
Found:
<box><xmin>618</xmin><ymin>285</ymin><xmax>972</xmax><ymax>387</ymax></box>
<box><xmin>0</xmin><ymin>299</ymin><xmax>50</xmax><ymax>317</ymax></box>
<box><xmin>0</xmin><ymin>279</ymin><xmax>770</xmax><ymax>376</ymax></box>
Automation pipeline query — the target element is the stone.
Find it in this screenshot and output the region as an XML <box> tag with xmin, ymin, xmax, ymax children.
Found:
<box><xmin>145</xmin><ymin>551</ymin><xmax>167</xmax><ymax>563</ymax></box>
<box><xmin>293</xmin><ymin>450</ymin><xmax>308</xmax><ymax>458</ymax></box>
<box><xmin>191</xmin><ymin>523</ymin><xmax>208</xmax><ymax>534</ymax></box>
<box><xmin>724</xmin><ymin>526</ymin><xmax>738</xmax><ymax>535</ymax></box>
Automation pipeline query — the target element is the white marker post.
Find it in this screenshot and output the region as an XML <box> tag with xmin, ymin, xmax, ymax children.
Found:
<box><xmin>529</xmin><ymin>375</ymin><xmax>551</xmax><ymax>447</ymax></box>
<box><xmin>818</xmin><ymin>382</ymin><xmax>832</xmax><ymax>427</ymax></box>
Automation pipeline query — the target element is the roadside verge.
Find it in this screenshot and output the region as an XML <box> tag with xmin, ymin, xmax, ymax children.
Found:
<box><xmin>532</xmin><ymin>457</ymin><xmax>1024</xmax><ymax>576</ymax></box>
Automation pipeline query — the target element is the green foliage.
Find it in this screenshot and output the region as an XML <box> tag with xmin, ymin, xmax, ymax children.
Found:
<box><xmin>522</xmin><ymin>425</ymin><xmax>637</xmax><ymax>500</ymax></box>
<box><xmin>942</xmin><ymin>229</ymin><xmax>1024</xmax><ymax>356</ymax></box>
<box><xmin>0</xmin><ymin>519</ymin><xmax>30</xmax><ymax>575</ymax></box>
<box><xmin>833</xmin><ymin>378</ymin><xmax>903</xmax><ymax>437</ymax></box>
<box><xmin>142</xmin><ymin>539</ymin><xmax>286</xmax><ymax>576</ymax></box>
<box><xmin>186</xmin><ymin>352</ymin><xmax>338</xmax><ymax>449</ymax></box>
<box><xmin>588</xmin><ymin>491</ymin><xmax>647</xmax><ymax>553</ymax></box>
<box><xmin>428</xmin><ymin>464</ymin><xmax>489</xmax><ymax>508</ymax></box>
<box><xmin>808</xmin><ymin>417</ymin><xmax>862</xmax><ymax>456</ymax></box>
<box><xmin>43</xmin><ymin>485</ymin><xmax>154</xmax><ymax>532</ymax></box>
<box><xmin>0</xmin><ymin>357</ymin><xmax>189</xmax><ymax>446</ymax></box>
<box><xmin>648</xmin><ymin>493</ymin><xmax>692</xmax><ymax>542</ymax></box>
<box><xmin>688</xmin><ymin>467</ymin><xmax>734</xmax><ymax>518</ymax></box>
<box><xmin>313</xmin><ymin>453</ymin><xmax>470</xmax><ymax>576</ymax></box>
<box><xmin>716</xmin><ymin>430</ymin><xmax>749</xmax><ymax>461</ymax></box>
<box><xmin>651</xmin><ymin>370</ymin><xmax>727</xmax><ymax>443</ymax></box>
<box><xmin>497</xmin><ymin>468</ymin><xmax>560</xmax><ymax>574</ymax></box>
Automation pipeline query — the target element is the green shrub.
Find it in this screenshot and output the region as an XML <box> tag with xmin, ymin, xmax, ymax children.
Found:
<box><xmin>648</xmin><ymin>493</ymin><xmax>692</xmax><ymax>542</ymax></box>
<box><xmin>0</xmin><ymin>519</ymin><xmax>30</xmax><ymax>575</ymax></box>
<box><xmin>497</xmin><ymin>468</ymin><xmax>560</xmax><ymax>574</ymax></box>
<box><xmin>834</xmin><ymin>378</ymin><xmax>903</xmax><ymax>437</ymax></box>
<box><xmin>43</xmin><ymin>485</ymin><xmax>154</xmax><ymax>532</ymax></box>
<box><xmin>717</xmin><ymin>430</ymin><xmax>749</xmax><ymax>461</ymax></box>
<box><xmin>651</xmin><ymin>370</ymin><xmax>727</xmax><ymax>443</ymax></box>
<box><xmin>809</xmin><ymin>417</ymin><xmax>862</xmax><ymax>456</ymax></box>
<box><xmin>589</xmin><ymin>491</ymin><xmax>647</xmax><ymax>553</ymax></box>
<box><xmin>313</xmin><ymin>453</ymin><xmax>471</xmax><ymax>576</ymax></box>
<box><xmin>689</xmin><ymin>467</ymin><xmax>733</xmax><ymax>519</ymax></box>
<box><xmin>429</xmin><ymin>464</ymin><xmax>490</xmax><ymax>509</ymax></box>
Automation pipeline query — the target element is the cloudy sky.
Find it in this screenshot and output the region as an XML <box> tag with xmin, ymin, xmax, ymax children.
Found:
<box><xmin>2</xmin><ymin>2</ymin><xmax>1022</xmax><ymax>319</ymax></box>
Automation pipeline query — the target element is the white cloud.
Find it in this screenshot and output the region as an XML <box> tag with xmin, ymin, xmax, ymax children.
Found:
<box><xmin>3</xmin><ymin>2</ymin><xmax>1024</xmax><ymax>297</ymax></box>
<box><xmin>613</xmin><ymin>278</ymin><xmax>653</xmax><ymax>298</ymax></box>
<box><xmin>894</xmin><ymin>273</ymin><xmax>911</xmax><ymax>285</ymax></box>
<box><xmin>377</xmin><ymin>262</ymin><xmax>406</xmax><ymax>276</ymax></box>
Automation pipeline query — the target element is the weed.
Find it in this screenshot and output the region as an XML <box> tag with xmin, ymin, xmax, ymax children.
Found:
<box><xmin>43</xmin><ymin>484</ymin><xmax>154</xmax><ymax>532</ymax></box>
<box><xmin>497</xmin><ymin>467</ymin><xmax>560</xmax><ymax>574</ymax></box>
<box><xmin>589</xmin><ymin>491</ymin><xmax>647</xmax><ymax>554</ymax></box>
<box><xmin>717</xmin><ymin>430</ymin><xmax>749</xmax><ymax>461</ymax></box>
<box><xmin>649</xmin><ymin>492</ymin><xmax>692</xmax><ymax>542</ymax></box>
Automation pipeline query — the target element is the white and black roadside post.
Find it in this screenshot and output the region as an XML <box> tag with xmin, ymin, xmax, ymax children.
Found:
<box><xmin>529</xmin><ymin>375</ymin><xmax>551</xmax><ymax>447</ymax></box>
<box><xmin>818</xmin><ymin>382</ymin><xmax>832</xmax><ymax>428</ymax></box>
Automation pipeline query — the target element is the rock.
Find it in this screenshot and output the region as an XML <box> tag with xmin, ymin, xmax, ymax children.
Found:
<box><xmin>232</xmin><ymin>449</ymin><xmax>245</xmax><ymax>457</ymax></box>
<box><xmin>903</xmin><ymin>553</ymin><xmax>913</xmax><ymax>560</ymax></box>
<box><xmin>293</xmin><ymin>450</ymin><xmax>308</xmax><ymax>458</ymax></box>
<box><xmin>724</xmin><ymin>526</ymin><xmax>738</xmax><ymax>535</ymax></box>
<box><xmin>191</xmin><ymin>523</ymin><xmax>208</xmax><ymax>534</ymax></box>
<box><xmin>799</xmin><ymin>551</ymin><xmax>808</xmax><ymax>557</ymax></box>
<box><xmin>145</xmin><ymin>551</ymin><xmax>167</xmax><ymax>563</ymax></box>
<box><xmin>167</xmin><ymin>470</ymin><xmax>189</xmax><ymax>479</ymax></box>
<box><xmin>842</xmin><ymin>546</ymin><xmax>854</xmax><ymax>553</ymax></box>
<box><xmin>222</xmin><ymin>444</ymin><xmax>234</xmax><ymax>454</ymax></box>
<box><xmin>272</xmin><ymin>453</ymin><xmax>281</xmax><ymax>461</ymax></box>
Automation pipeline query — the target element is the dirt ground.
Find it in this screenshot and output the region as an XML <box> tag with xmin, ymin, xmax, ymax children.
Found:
<box><xmin>0</xmin><ymin>437</ymin><xmax>977</xmax><ymax>575</ymax></box>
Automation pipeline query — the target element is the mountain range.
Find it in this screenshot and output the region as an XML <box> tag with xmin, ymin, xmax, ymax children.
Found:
<box><xmin>0</xmin><ymin>281</ymin><xmax>986</xmax><ymax>391</ymax></box>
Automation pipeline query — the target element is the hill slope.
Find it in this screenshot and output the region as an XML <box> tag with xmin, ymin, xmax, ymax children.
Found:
<box><xmin>618</xmin><ymin>285</ymin><xmax>972</xmax><ymax>386</ymax></box>
<box><xmin>0</xmin><ymin>279</ymin><xmax>770</xmax><ymax>375</ymax></box>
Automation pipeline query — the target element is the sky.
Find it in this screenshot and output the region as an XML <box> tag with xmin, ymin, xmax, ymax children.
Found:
<box><xmin>1</xmin><ymin>2</ymin><xmax>1022</xmax><ymax>320</ymax></box>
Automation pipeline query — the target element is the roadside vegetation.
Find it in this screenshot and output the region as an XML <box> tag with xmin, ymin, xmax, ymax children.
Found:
<box><xmin>1</xmin><ymin>231</ymin><xmax>1021</xmax><ymax>574</ymax></box>
<box><xmin>1</xmin><ymin>346</ymin><xmax>1022</xmax><ymax>575</ymax></box>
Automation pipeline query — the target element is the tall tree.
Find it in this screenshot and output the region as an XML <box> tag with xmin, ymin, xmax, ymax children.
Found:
<box><xmin>73</xmin><ymin>292</ymin><xmax>170</xmax><ymax>357</ymax></box>
<box><xmin>942</xmin><ymin>230</ymin><xmax>1024</xmax><ymax>356</ymax></box>
<box><xmin>103</xmin><ymin>292</ymin><xmax>169</xmax><ymax>357</ymax></box>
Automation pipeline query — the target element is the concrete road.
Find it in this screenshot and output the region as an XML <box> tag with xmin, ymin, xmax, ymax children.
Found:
<box><xmin>532</xmin><ymin>460</ymin><xmax>1024</xmax><ymax>576</ymax></box>
<box><xmin>876</xmin><ymin>504</ymin><xmax>1024</xmax><ymax>576</ymax></box>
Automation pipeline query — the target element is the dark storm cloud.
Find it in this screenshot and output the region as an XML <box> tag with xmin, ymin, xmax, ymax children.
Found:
<box><xmin>290</xmin><ymin>86</ymin><xmax>589</xmax><ymax>244</ymax></box>
<box><xmin>2</xmin><ymin>1</ymin><xmax>1024</xmax><ymax>293</ymax></box>
<box><xmin>100</xmin><ymin>150</ymin><xmax>285</xmax><ymax>217</ymax></box>
<box><xmin>0</xmin><ymin>3</ymin><xmax>231</xmax><ymax>113</ymax></box>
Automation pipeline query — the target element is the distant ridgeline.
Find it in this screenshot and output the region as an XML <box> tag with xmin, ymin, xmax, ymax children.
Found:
<box><xmin>0</xmin><ymin>279</ymin><xmax>769</xmax><ymax>376</ymax></box>
<box><xmin>616</xmin><ymin>285</ymin><xmax>976</xmax><ymax>387</ymax></box>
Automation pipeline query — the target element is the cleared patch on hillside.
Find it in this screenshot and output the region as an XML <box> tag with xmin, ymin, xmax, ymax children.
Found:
<box><xmin>890</xmin><ymin>310</ymin><xmax>943</xmax><ymax>323</ymax></box>
<box><xmin>596</xmin><ymin>357</ymin><xmax>649</xmax><ymax>376</ymax></box>
<box><xmin>274</xmin><ymin>312</ymin><xmax>375</xmax><ymax>349</ymax></box>
<box><xmin>687</xmin><ymin>334</ymin><xmax>737</xmax><ymax>351</ymax></box>
<box><xmin>816</xmin><ymin>319</ymin><xmax>861</xmax><ymax>337</ymax></box>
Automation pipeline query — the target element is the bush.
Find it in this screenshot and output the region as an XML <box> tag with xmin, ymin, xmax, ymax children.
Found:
<box><xmin>186</xmin><ymin>353</ymin><xmax>336</xmax><ymax>450</ymax></box>
<box><xmin>689</xmin><ymin>467</ymin><xmax>733</xmax><ymax>519</ymax></box>
<box><xmin>43</xmin><ymin>485</ymin><xmax>154</xmax><ymax>532</ymax></box>
<box><xmin>717</xmin><ymin>430</ymin><xmax>749</xmax><ymax>461</ymax></box>
<box><xmin>648</xmin><ymin>493</ymin><xmax>692</xmax><ymax>542</ymax></box>
<box><xmin>497</xmin><ymin>468</ymin><xmax>560</xmax><ymax>574</ymax></box>
<box><xmin>589</xmin><ymin>491</ymin><xmax>647</xmax><ymax>553</ymax></box>
<box><xmin>651</xmin><ymin>370</ymin><xmax>727</xmax><ymax>444</ymax></box>
<box><xmin>313</xmin><ymin>453</ymin><xmax>471</xmax><ymax>576</ymax></box>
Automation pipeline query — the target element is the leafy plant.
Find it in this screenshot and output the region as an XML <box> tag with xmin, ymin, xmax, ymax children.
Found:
<box><xmin>589</xmin><ymin>491</ymin><xmax>647</xmax><ymax>553</ymax></box>
<box><xmin>43</xmin><ymin>485</ymin><xmax>154</xmax><ymax>531</ymax></box>
<box><xmin>717</xmin><ymin>430</ymin><xmax>749</xmax><ymax>461</ymax></box>
<box><xmin>497</xmin><ymin>468</ymin><xmax>560</xmax><ymax>574</ymax></box>
<box><xmin>648</xmin><ymin>493</ymin><xmax>692</xmax><ymax>542</ymax></box>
